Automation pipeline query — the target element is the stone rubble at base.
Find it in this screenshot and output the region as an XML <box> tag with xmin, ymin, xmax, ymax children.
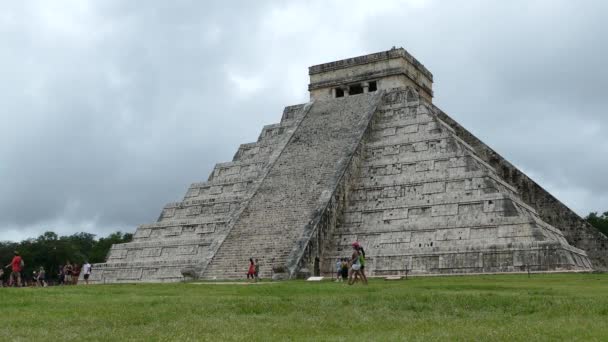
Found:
<box><xmin>85</xmin><ymin>47</ymin><xmax>606</xmax><ymax>284</ymax></box>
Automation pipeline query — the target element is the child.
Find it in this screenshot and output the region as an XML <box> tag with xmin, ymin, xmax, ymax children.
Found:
<box><xmin>340</xmin><ymin>258</ymin><xmax>349</xmax><ymax>282</ymax></box>
<box><xmin>37</xmin><ymin>267</ymin><xmax>47</xmax><ymax>287</ymax></box>
<box><xmin>335</xmin><ymin>259</ymin><xmax>342</xmax><ymax>282</ymax></box>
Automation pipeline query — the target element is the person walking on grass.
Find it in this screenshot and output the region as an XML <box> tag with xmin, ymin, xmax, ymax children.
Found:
<box><xmin>4</xmin><ymin>251</ymin><xmax>23</xmax><ymax>287</ymax></box>
<box><xmin>348</xmin><ymin>244</ymin><xmax>362</xmax><ymax>285</ymax></box>
<box><xmin>247</xmin><ymin>258</ymin><xmax>256</xmax><ymax>282</ymax></box>
<box><xmin>63</xmin><ymin>262</ymin><xmax>73</xmax><ymax>285</ymax></box>
<box><xmin>72</xmin><ymin>264</ymin><xmax>81</xmax><ymax>285</ymax></box>
<box><xmin>341</xmin><ymin>258</ymin><xmax>349</xmax><ymax>282</ymax></box>
<box><xmin>254</xmin><ymin>259</ymin><xmax>260</xmax><ymax>281</ymax></box>
<box><xmin>82</xmin><ymin>261</ymin><xmax>92</xmax><ymax>285</ymax></box>
<box><xmin>335</xmin><ymin>258</ymin><xmax>342</xmax><ymax>282</ymax></box>
<box><xmin>356</xmin><ymin>244</ymin><xmax>368</xmax><ymax>285</ymax></box>
<box><xmin>37</xmin><ymin>267</ymin><xmax>47</xmax><ymax>287</ymax></box>
<box><xmin>58</xmin><ymin>266</ymin><xmax>65</xmax><ymax>285</ymax></box>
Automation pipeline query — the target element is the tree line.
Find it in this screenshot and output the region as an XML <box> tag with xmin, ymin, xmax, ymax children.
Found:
<box><xmin>586</xmin><ymin>211</ymin><xmax>608</xmax><ymax>237</ymax></box>
<box><xmin>1</xmin><ymin>231</ymin><xmax>132</xmax><ymax>283</ymax></box>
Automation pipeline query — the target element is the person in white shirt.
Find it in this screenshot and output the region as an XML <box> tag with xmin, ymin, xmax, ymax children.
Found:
<box><xmin>82</xmin><ymin>262</ymin><xmax>92</xmax><ymax>285</ymax></box>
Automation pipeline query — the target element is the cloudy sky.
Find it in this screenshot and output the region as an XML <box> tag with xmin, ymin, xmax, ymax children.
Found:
<box><xmin>1</xmin><ymin>0</ymin><xmax>607</xmax><ymax>242</ymax></box>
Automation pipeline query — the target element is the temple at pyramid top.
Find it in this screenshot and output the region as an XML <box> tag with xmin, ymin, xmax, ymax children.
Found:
<box><xmin>308</xmin><ymin>47</ymin><xmax>433</xmax><ymax>101</ymax></box>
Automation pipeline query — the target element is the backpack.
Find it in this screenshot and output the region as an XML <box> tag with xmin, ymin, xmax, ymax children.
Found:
<box><xmin>358</xmin><ymin>248</ymin><xmax>366</xmax><ymax>266</ymax></box>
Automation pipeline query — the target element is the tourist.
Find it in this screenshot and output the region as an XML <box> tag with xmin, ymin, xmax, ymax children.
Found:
<box><xmin>58</xmin><ymin>266</ymin><xmax>65</xmax><ymax>285</ymax></box>
<box><xmin>247</xmin><ymin>258</ymin><xmax>256</xmax><ymax>282</ymax></box>
<box><xmin>4</xmin><ymin>251</ymin><xmax>23</xmax><ymax>287</ymax></box>
<box><xmin>357</xmin><ymin>245</ymin><xmax>368</xmax><ymax>285</ymax></box>
<box><xmin>37</xmin><ymin>267</ymin><xmax>47</xmax><ymax>287</ymax></box>
<box><xmin>254</xmin><ymin>259</ymin><xmax>260</xmax><ymax>281</ymax></box>
<box><xmin>72</xmin><ymin>264</ymin><xmax>81</xmax><ymax>285</ymax></box>
<box><xmin>341</xmin><ymin>258</ymin><xmax>349</xmax><ymax>282</ymax></box>
<box><xmin>335</xmin><ymin>258</ymin><xmax>342</xmax><ymax>282</ymax></box>
<box><xmin>0</xmin><ymin>268</ymin><xmax>4</xmax><ymax>287</ymax></box>
<box><xmin>64</xmin><ymin>262</ymin><xmax>73</xmax><ymax>285</ymax></box>
<box><xmin>348</xmin><ymin>243</ymin><xmax>361</xmax><ymax>285</ymax></box>
<box><xmin>82</xmin><ymin>261</ymin><xmax>92</xmax><ymax>285</ymax></box>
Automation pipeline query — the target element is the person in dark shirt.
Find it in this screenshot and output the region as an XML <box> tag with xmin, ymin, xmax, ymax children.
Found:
<box><xmin>58</xmin><ymin>266</ymin><xmax>65</xmax><ymax>285</ymax></box>
<box><xmin>340</xmin><ymin>258</ymin><xmax>349</xmax><ymax>281</ymax></box>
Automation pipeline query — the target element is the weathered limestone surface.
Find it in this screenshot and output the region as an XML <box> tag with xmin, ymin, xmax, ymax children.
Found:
<box><xmin>92</xmin><ymin>47</ymin><xmax>601</xmax><ymax>283</ymax></box>
<box><xmin>202</xmin><ymin>92</ymin><xmax>382</xmax><ymax>279</ymax></box>
<box><xmin>87</xmin><ymin>105</ymin><xmax>310</xmax><ymax>283</ymax></box>
<box><xmin>432</xmin><ymin>107</ymin><xmax>608</xmax><ymax>271</ymax></box>
<box><xmin>309</xmin><ymin>48</ymin><xmax>433</xmax><ymax>102</ymax></box>
<box><xmin>320</xmin><ymin>88</ymin><xmax>592</xmax><ymax>276</ymax></box>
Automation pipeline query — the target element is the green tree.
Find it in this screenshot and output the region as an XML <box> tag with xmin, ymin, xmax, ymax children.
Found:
<box><xmin>88</xmin><ymin>232</ymin><xmax>133</xmax><ymax>263</ymax></box>
<box><xmin>585</xmin><ymin>211</ymin><xmax>608</xmax><ymax>237</ymax></box>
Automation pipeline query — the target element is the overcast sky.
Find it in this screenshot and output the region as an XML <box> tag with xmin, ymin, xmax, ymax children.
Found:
<box><xmin>1</xmin><ymin>0</ymin><xmax>607</xmax><ymax>242</ymax></box>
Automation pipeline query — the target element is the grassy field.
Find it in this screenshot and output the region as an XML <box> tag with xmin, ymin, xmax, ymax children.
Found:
<box><xmin>1</xmin><ymin>273</ymin><xmax>607</xmax><ymax>341</ymax></box>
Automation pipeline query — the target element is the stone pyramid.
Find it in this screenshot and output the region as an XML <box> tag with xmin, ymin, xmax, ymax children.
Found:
<box><xmin>89</xmin><ymin>48</ymin><xmax>606</xmax><ymax>283</ymax></box>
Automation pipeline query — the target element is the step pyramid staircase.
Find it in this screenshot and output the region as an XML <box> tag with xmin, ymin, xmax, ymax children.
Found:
<box><xmin>87</xmin><ymin>104</ymin><xmax>311</xmax><ymax>283</ymax></box>
<box><xmin>202</xmin><ymin>92</ymin><xmax>382</xmax><ymax>279</ymax></box>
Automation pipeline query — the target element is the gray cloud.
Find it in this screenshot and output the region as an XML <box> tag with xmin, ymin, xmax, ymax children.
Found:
<box><xmin>1</xmin><ymin>0</ymin><xmax>607</xmax><ymax>241</ymax></box>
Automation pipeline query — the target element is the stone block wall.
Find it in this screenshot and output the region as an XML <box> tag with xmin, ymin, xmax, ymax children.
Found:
<box><xmin>308</xmin><ymin>47</ymin><xmax>433</xmax><ymax>102</ymax></box>
<box><xmin>86</xmin><ymin>104</ymin><xmax>309</xmax><ymax>283</ymax></box>
<box><xmin>432</xmin><ymin>106</ymin><xmax>608</xmax><ymax>271</ymax></box>
<box><xmin>320</xmin><ymin>88</ymin><xmax>591</xmax><ymax>276</ymax></box>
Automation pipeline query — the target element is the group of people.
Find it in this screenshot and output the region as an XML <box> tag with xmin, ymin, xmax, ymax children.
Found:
<box><xmin>57</xmin><ymin>261</ymin><xmax>93</xmax><ymax>285</ymax></box>
<box><xmin>243</xmin><ymin>243</ymin><xmax>368</xmax><ymax>284</ymax></box>
<box><xmin>335</xmin><ymin>242</ymin><xmax>368</xmax><ymax>285</ymax></box>
<box><xmin>246</xmin><ymin>258</ymin><xmax>260</xmax><ymax>282</ymax></box>
<box><xmin>1</xmin><ymin>251</ymin><xmax>93</xmax><ymax>287</ymax></box>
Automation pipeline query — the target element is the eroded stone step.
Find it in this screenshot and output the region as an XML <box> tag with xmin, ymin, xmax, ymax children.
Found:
<box><xmin>203</xmin><ymin>92</ymin><xmax>382</xmax><ymax>279</ymax></box>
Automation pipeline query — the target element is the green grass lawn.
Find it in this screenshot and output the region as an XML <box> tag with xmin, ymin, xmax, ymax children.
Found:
<box><xmin>1</xmin><ymin>273</ymin><xmax>607</xmax><ymax>341</ymax></box>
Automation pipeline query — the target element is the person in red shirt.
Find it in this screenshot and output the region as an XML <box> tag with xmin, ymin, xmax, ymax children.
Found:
<box><xmin>4</xmin><ymin>251</ymin><xmax>23</xmax><ymax>287</ymax></box>
<box><xmin>247</xmin><ymin>258</ymin><xmax>256</xmax><ymax>282</ymax></box>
